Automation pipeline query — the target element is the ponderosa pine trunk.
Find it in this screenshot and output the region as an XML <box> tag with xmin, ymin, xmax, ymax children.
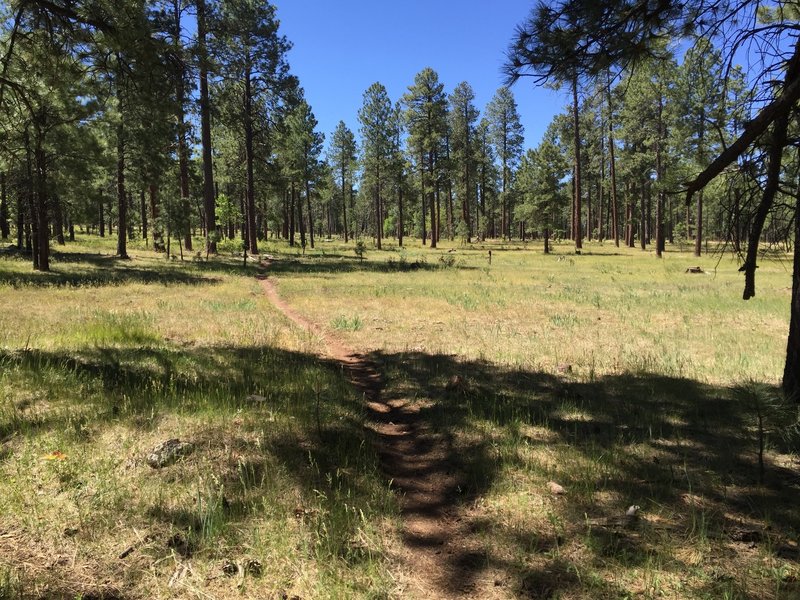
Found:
<box><xmin>140</xmin><ymin>190</ymin><xmax>148</xmax><ymax>243</ymax></box>
<box><xmin>116</xmin><ymin>120</ymin><xmax>128</xmax><ymax>258</ymax></box>
<box><xmin>398</xmin><ymin>181</ymin><xmax>404</xmax><ymax>247</ymax></box>
<box><xmin>306</xmin><ymin>177</ymin><xmax>315</xmax><ymax>249</ymax></box>
<box><xmin>53</xmin><ymin>195</ymin><xmax>65</xmax><ymax>245</ymax></box>
<box><xmin>174</xmin><ymin>0</ymin><xmax>191</xmax><ymax>252</ymax></box>
<box><xmin>341</xmin><ymin>163</ymin><xmax>349</xmax><ymax>243</ymax></box>
<box><xmin>197</xmin><ymin>0</ymin><xmax>216</xmax><ymax>254</ymax></box>
<box><xmin>26</xmin><ymin>137</ymin><xmax>38</xmax><ymax>269</ymax></box>
<box><xmin>572</xmin><ymin>76</ymin><xmax>582</xmax><ymax>253</ymax></box>
<box><xmin>0</xmin><ymin>171</ymin><xmax>8</xmax><ymax>239</ymax></box>
<box><xmin>374</xmin><ymin>161</ymin><xmax>382</xmax><ymax>249</ymax></box>
<box><xmin>99</xmin><ymin>189</ymin><xmax>105</xmax><ymax>237</ymax></box>
<box><xmin>244</xmin><ymin>61</ymin><xmax>258</xmax><ymax>254</ymax></box>
<box><xmin>656</xmin><ymin>92</ymin><xmax>665</xmax><ymax>257</ymax></box>
<box><xmin>33</xmin><ymin>125</ymin><xmax>48</xmax><ymax>270</ymax></box>
<box><xmin>428</xmin><ymin>151</ymin><xmax>436</xmax><ymax>248</ymax></box>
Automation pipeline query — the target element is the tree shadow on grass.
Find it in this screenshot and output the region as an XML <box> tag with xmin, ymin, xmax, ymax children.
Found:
<box><xmin>369</xmin><ymin>350</ymin><xmax>800</xmax><ymax>598</ymax></box>
<box><xmin>0</xmin><ymin>341</ymin><xmax>401</xmax><ymax>597</ymax></box>
<box><xmin>1</xmin><ymin>343</ymin><xmax>798</xmax><ymax>598</ymax></box>
<box><xmin>257</xmin><ymin>250</ymin><xmax>476</xmax><ymax>276</ymax></box>
<box><xmin>0</xmin><ymin>251</ymin><xmax>220</xmax><ymax>288</ymax></box>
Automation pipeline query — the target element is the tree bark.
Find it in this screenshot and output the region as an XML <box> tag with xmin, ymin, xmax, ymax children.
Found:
<box><xmin>341</xmin><ymin>162</ymin><xmax>349</xmax><ymax>243</ymax></box>
<box><xmin>99</xmin><ymin>189</ymin><xmax>105</xmax><ymax>237</ymax></box>
<box><xmin>656</xmin><ymin>91</ymin><xmax>665</xmax><ymax>257</ymax></box>
<box><xmin>306</xmin><ymin>176</ymin><xmax>315</xmax><ymax>249</ymax></box>
<box><xmin>0</xmin><ymin>171</ymin><xmax>8</xmax><ymax>239</ymax></box>
<box><xmin>33</xmin><ymin>126</ymin><xmax>48</xmax><ymax>270</ymax></box>
<box><xmin>572</xmin><ymin>76</ymin><xmax>582</xmax><ymax>253</ymax></box>
<box><xmin>197</xmin><ymin>0</ymin><xmax>216</xmax><ymax>254</ymax></box>
<box><xmin>116</xmin><ymin>119</ymin><xmax>128</xmax><ymax>258</ymax></box>
<box><xmin>398</xmin><ymin>181</ymin><xmax>404</xmax><ymax>247</ymax></box>
<box><xmin>174</xmin><ymin>0</ymin><xmax>192</xmax><ymax>252</ymax></box>
<box><xmin>53</xmin><ymin>195</ymin><xmax>65</xmax><ymax>245</ymax></box>
<box><xmin>244</xmin><ymin>61</ymin><xmax>258</xmax><ymax>254</ymax></box>
<box><xmin>140</xmin><ymin>189</ymin><xmax>148</xmax><ymax>243</ymax></box>
<box><xmin>429</xmin><ymin>150</ymin><xmax>436</xmax><ymax>248</ymax></box>
<box><xmin>740</xmin><ymin>111</ymin><xmax>789</xmax><ymax>299</ymax></box>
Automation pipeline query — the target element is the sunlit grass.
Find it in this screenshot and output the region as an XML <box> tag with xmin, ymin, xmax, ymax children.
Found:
<box><xmin>0</xmin><ymin>236</ymin><xmax>399</xmax><ymax>599</ymax></box>
<box><xmin>265</xmin><ymin>235</ymin><xmax>798</xmax><ymax>599</ymax></box>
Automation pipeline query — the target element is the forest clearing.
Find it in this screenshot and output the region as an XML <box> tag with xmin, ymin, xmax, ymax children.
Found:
<box><xmin>0</xmin><ymin>235</ymin><xmax>798</xmax><ymax>599</ymax></box>
<box><xmin>3</xmin><ymin>0</ymin><xmax>800</xmax><ymax>597</ymax></box>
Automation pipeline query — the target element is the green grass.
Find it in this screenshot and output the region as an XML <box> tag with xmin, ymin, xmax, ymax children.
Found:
<box><xmin>1</xmin><ymin>233</ymin><xmax>798</xmax><ymax>599</ymax></box>
<box><xmin>0</xmin><ymin>236</ymin><xmax>398</xmax><ymax>599</ymax></box>
<box><xmin>263</xmin><ymin>235</ymin><xmax>800</xmax><ymax>599</ymax></box>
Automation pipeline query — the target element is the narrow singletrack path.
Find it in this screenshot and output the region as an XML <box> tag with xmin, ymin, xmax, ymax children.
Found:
<box><xmin>257</xmin><ymin>264</ymin><xmax>505</xmax><ymax>599</ymax></box>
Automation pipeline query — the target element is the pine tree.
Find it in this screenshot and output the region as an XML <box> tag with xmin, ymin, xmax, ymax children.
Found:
<box><xmin>358</xmin><ymin>82</ymin><xmax>393</xmax><ymax>250</ymax></box>
<box><xmin>486</xmin><ymin>87</ymin><xmax>524</xmax><ymax>240</ymax></box>
<box><xmin>328</xmin><ymin>121</ymin><xmax>358</xmax><ymax>243</ymax></box>
<box><xmin>448</xmin><ymin>81</ymin><xmax>479</xmax><ymax>243</ymax></box>
<box><xmin>402</xmin><ymin>68</ymin><xmax>448</xmax><ymax>248</ymax></box>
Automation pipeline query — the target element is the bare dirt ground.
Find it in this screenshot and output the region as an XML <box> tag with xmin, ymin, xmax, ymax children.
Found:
<box><xmin>257</xmin><ymin>265</ymin><xmax>507</xmax><ymax>599</ymax></box>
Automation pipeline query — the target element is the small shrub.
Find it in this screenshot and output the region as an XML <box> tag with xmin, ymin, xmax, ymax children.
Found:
<box><xmin>330</xmin><ymin>315</ymin><xmax>363</xmax><ymax>331</ymax></box>
<box><xmin>354</xmin><ymin>240</ymin><xmax>367</xmax><ymax>262</ymax></box>
<box><xmin>439</xmin><ymin>253</ymin><xmax>457</xmax><ymax>268</ymax></box>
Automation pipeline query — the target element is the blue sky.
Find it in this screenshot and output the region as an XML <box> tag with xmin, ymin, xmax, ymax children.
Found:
<box><xmin>273</xmin><ymin>0</ymin><xmax>566</xmax><ymax>152</ymax></box>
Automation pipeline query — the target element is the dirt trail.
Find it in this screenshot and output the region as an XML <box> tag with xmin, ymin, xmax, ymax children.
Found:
<box><xmin>257</xmin><ymin>268</ymin><xmax>505</xmax><ymax>599</ymax></box>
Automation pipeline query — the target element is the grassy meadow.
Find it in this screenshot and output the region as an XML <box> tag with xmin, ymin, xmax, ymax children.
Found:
<box><xmin>1</xmin><ymin>233</ymin><xmax>798</xmax><ymax>599</ymax></box>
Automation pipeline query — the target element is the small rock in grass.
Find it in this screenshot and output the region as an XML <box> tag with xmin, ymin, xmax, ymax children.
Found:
<box><xmin>547</xmin><ymin>481</ymin><xmax>566</xmax><ymax>495</ymax></box>
<box><xmin>245</xmin><ymin>394</ymin><xmax>267</xmax><ymax>404</ymax></box>
<box><xmin>146</xmin><ymin>439</ymin><xmax>194</xmax><ymax>469</ymax></box>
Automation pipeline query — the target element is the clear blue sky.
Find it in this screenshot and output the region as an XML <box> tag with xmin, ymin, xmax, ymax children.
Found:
<box><xmin>273</xmin><ymin>0</ymin><xmax>565</xmax><ymax>152</ymax></box>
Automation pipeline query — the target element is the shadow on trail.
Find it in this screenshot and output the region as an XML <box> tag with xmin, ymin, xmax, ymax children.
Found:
<box><xmin>367</xmin><ymin>350</ymin><xmax>799</xmax><ymax>598</ymax></box>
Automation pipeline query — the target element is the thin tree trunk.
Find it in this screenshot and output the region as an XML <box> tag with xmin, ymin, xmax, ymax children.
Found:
<box><xmin>341</xmin><ymin>165</ymin><xmax>349</xmax><ymax>243</ymax></box>
<box><xmin>429</xmin><ymin>151</ymin><xmax>437</xmax><ymax>248</ymax></box>
<box><xmin>150</xmin><ymin>184</ymin><xmax>164</xmax><ymax>251</ymax></box>
<box><xmin>244</xmin><ymin>61</ymin><xmax>258</xmax><ymax>254</ymax></box>
<box><xmin>197</xmin><ymin>0</ymin><xmax>216</xmax><ymax>254</ymax></box>
<box><xmin>116</xmin><ymin>119</ymin><xmax>128</xmax><ymax>259</ymax></box>
<box><xmin>306</xmin><ymin>177</ymin><xmax>315</xmax><ymax>249</ymax></box>
<box><xmin>572</xmin><ymin>76</ymin><xmax>583</xmax><ymax>253</ymax></box>
<box><xmin>289</xmin><ymin>183</ymin><xmax>295</xmax><ymax>247</ymax></box>
<box><xmin>656</xmin><ymin>91</ymin><xmax>665</xmax><ymax>257</ymax></box>
<box><xmin>398</xmin><ymin>176</ymin><xmax>404</xmax><ymax>247</ymax></box>
<box><xmin>99</xmin><ymin>189</ymin><xmax>105</xmax><ymax>237</ymax></box>
<box><xmin>140</xmin><ymin>189</ymin><xmax>148</xmax><ymax>244</ymax></box>
<box><xmin>0</xmin><ymin>171</ymin><xmax>8</xmax><ymax>239</ymax></box>
<box><xmin>174</xmin><ymin>0</ymin><xmax>192</xmax><ymax>252</ymax></box>
<box><xmin>694</xmin><ymin>191</ymin><xmax>704</xmax><ymax>257</ymax></box>
<box><xmin>32</xmin><ymin>127</ymin><xmax>47</xmax><ymax>270</ymax></box>
<box><xmin>53</xmin><ymin>195</ymin><xmax>65</xmax><ymax>245</ymax></box>
<box><xmin>785</xmin><ymin>174</ymin><xmax>800</xmax><ymax>400</ymax></box>
<box><xmin>740</xmin><ymin>108</ymin><xmax>791</xmax><ymax>299</ymax></box>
